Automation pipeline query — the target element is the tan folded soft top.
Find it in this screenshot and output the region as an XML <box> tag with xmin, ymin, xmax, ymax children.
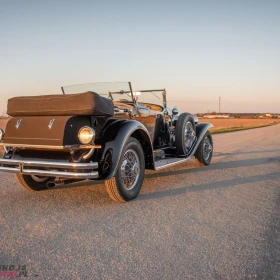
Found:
<box><xmin>7</xmin><ymin>91</ymin><xmax>114</xmax><ymax>117</ymax></box>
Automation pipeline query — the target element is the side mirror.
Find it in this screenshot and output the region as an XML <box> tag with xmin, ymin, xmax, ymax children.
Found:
<box><xmin>172</xmin><ymin>108</ymin><xmax>179</xmax><ymax>115</ymax></box>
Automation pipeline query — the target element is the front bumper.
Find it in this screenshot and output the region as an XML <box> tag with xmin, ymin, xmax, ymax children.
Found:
<box><xmin>0</xmin><ymin>158</ymin><xmax>99</xmax><ymax>179</ymax></box>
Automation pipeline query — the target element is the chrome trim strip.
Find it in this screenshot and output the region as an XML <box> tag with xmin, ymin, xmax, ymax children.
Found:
<box><xmin>22</xmin><ymin>169</ymin><xmax>98</xmax><ymax>179</ymax></box>
<box><xmin>0</xmin><ymin>166</ymin><xmax>21</xmax><ymax>173</ymax></box>
<box><xmin>5</xmin><ymin>137</ymin><xmax>61</xmax><ymax>141</ymax></box>
<box><xmin>0</xmin><ymin>143</ymin><xmax>101</xmax><ymax>150</ymax></box>
<box><xmin>0</xmin><ymin>159</ymin><xmax>98</xmax><ymax>169</ymax></box>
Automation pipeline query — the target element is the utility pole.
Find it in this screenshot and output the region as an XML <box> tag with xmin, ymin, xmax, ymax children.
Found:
<box><xmin>219</xmin><ymin>97</ymin><xmax>221</xmax><ymax>114</ymax></box>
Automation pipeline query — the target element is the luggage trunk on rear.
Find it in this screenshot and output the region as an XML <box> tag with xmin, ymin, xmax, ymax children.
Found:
<box><xmin>3</xmin><ymin>116</ymin><xmax>92</xmax><ymax>146</ymax></box>
<box><xmin>7</xmin><ymin>91</ymin><xmax>114</xmax><ymax>117</ymax></box>
<box><xmin>3</xmin><ymin>91</ymin><xmax>114</xmax><ymax>147</ymax></box>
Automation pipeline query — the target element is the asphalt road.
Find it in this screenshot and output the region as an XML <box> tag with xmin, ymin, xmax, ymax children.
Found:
<box><xmin>0</xmin><ymin>125</ymin><xmax>280</xmax><ymax>279</ymax></box>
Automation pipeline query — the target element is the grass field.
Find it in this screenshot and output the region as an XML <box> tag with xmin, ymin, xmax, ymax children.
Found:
<box><xmin>200</xmin><ymin>118</ymin><xmax>280</xmax><ymax>133</ymax></box>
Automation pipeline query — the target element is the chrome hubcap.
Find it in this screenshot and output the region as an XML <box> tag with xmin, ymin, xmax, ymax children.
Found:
<box><xmin>31</xmin><ymin>175</ymin><xmax>48</xmax><ymax>182</ymax></box>
<box><xmin>203</xmin><ymin>137</ymin><xmax>212</xmax><ymax>160</ymax></box>
<box><xmin>120</xmin><ymin>149</ymin><xmax>140</xmax><ymax>190</ymax></box>
<box><xmin>185</xmin><ymin>122</ymin><xmax>196</xmax><ymax>149</ymax></box>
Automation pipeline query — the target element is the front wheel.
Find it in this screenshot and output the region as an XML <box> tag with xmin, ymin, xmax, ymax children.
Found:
<box><xmin>105</xmin><ymin>137</ymin><xmax>145</xmax><ymax>202</ymax></box>
<box><xmin>195</xmin><ymin>131</ymin><xmax>213</xmax><ymax>166</ymax></box>
<box><xmin>15</xmin><ymin>174</ymin><xmax>55</xmax><ymax>191</ymax></box>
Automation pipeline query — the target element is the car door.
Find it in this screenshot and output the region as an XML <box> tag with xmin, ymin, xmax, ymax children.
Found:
<box><xmin>133</xmin><ymin>105</ymin><xmax>156</xmax><ymax>141</ymax></box>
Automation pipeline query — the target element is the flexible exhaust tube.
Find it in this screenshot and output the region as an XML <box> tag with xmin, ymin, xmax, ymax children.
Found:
<box><xmin>73</xmin><ymin>148</ymin><xmax>95</xmax><ymax>162</ymax></box>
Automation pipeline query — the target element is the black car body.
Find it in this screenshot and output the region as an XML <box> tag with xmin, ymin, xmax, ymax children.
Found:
<box><xmin>0</xmin><ymin>82</ymin><xmax>213</xmax><ymax>202</ymax></box>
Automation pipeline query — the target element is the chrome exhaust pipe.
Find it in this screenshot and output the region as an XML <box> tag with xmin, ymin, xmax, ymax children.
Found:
<box><xmin>46</xmin><ymin>180</ymin><xmax>64</xmax><ymax>188</ymax></box>
<box><xmin>46</xmin><ymin>179</ymin><xmax>85</xmax><ymax>188</ymax></box>
<box><xmin>46</xmin><ymin>181</ymin><xmax>59</xmax><ymax>188</ymax></box>
<box><xmin>46</xmin><ymin>181</ymin><xmax>56</xmax><ymax>188</ymax></box>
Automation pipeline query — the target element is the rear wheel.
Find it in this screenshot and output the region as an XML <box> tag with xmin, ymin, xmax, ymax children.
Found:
<box><xmin>195</xmin><ymin>131</ymin><xmax>213</xmax><ymax>165</ymax></box>
<box><xmin>175</xmin><ymin>113</ymin><xmax>196</xmax><ymax>156</ymax></box>
<box><xmin>105</xmin><ymin>137</ymin><xmax>145</xmax><ymax>202</ymax></box>
<box><xmin>15</xmin><ymin>174</ymin><xmax>55</xmax><ymax>191</ymax></box>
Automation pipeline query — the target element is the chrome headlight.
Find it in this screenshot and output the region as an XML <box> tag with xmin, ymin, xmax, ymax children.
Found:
<box><xmin>0</xmin><ymin>128</ymin><xmax>4</xmax><ymax>142</ymax></box>
<box><xmin>78</xmin><ymin>126</ymin><xmax>95</xmax><ymax>145</ymax></box>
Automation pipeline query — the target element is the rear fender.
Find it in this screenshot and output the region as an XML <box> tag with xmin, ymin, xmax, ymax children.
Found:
<box><xmin>97</xmin><ymin>119</ymin><xmax>154</xmax><ymax>179</ymax></box>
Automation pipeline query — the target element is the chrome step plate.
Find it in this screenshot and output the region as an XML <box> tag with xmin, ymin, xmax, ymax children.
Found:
<box><xmin>154</xmin><ymin>156</ymin><xmax>195</xmax><ymax>170</ymax></box>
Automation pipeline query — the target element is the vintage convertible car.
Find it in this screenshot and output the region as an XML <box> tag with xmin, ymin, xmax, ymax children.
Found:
<box><xmin>0</xmin><ymin>82</ymin><xmax>213</xmax><ymax>202</ymax></box>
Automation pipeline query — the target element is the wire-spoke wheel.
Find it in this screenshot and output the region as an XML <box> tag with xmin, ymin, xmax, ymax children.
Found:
<box><xmin>105</xmin><ymin>137</ymin><xmax>145</xmax><ymax>202</ymax></box>
<box><xmin>195</xmin><ymin>131</ymin><xmax>213</xmax><ymax>166</ymax></box>
<box><xmin>120</xmin><ymin>149</ymin><xmax>140</xmax><ymax>190</ymax></box>
<box><xmin>203</xmin><ymin>136</ymin><xmax>212</xmax><ymax>161</ymax></box>
<box><xmin>185</xmin><ymin>121</ymin><xmax>196</xmax><ymax>149</ymax></box>
<box><xmin>175</xmin><ymin>113</ymin><xmax>196</xmax><ymax>156</ymax></box>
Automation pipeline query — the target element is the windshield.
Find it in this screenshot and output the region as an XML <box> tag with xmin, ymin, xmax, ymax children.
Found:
<box><xmin>62</xmin><ymin>82</ymin><xmax>133</xmax><ymax>102</ymax></box>
<box><xmin>135</xmin><ymin>90</ymin><xmax>166</xmax><ymax>107</ymax></box>
<box><xmin>61</xmin><ymin>82</ymin><xmax>166</xmax><ymax>107</ymax></box>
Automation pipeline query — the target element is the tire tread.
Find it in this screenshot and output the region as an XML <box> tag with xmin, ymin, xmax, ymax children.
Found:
<box><xmin>15</xmin><ymin>174</ymin><xmax>37</xmax><ymax>192</ymax></box>
<box><xmin>105</xmin><ymin>178</ymin><xmax>126</xmax><ymax>203</ymax></box>
<box><xmin>15</xmin><ymin>174</ymin><xmax>52</xmax><ymax>191</ymax></box>
<box><xmin>195</xmin><ymin>131</ymin><xmax>213</xmax><ymax>166</ymax></box>
<box><xmin>105</xmin><ymin>137</ymin><xmax>145</xmax><ymax>203</ymax></box>
<box><xmin>175</xmin><ymin>113</ymin><xmax>195</xmax><ymax>156</ymax></box>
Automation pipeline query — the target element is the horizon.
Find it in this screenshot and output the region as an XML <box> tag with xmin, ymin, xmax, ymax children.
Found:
<box><xmin>1</xmin><ymin>0</ymin><xmax>279</xmax><ymax>114</ymax></box>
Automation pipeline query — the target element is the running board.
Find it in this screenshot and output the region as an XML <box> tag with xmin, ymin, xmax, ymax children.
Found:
<box><xmin>153</xmin><ymin>122</ymin><xmax>213</xmax><ymax>170</ymax></box>
<box><xmin>155</xmin><ymin>156</ymin><xmax>195</xmax><ymax>170</ymax></box>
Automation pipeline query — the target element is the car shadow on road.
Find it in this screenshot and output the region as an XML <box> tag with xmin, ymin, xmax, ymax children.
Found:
<box><xmin>49</xmin><ymin>156</ymin><xmax>279</xmax><ymax>199</ymax></box>
<box><xmin>139</xmin><ymin>171</ymin><xmax>280</xmax><ymax>201</ymax></box>
<box><xmin>51</xmin><ymin>179</ymin><xmax>105</xmax><ymax>190</ymax></box>
<box><xmin>259</xmin><ymin>184</ymin><xmax>280</xmax><ymax>279</ymax></box>
<box><xmin>11</xmin><ymin>156</ymin><xmax>278</xmax><ymax>206</ymax></box>
<box><xmin>145</xmin><ymin>156</ymin><xmax>280</xmax><ymax>180</ymax></box>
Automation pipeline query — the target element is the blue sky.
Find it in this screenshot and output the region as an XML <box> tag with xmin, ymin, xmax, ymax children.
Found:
<box><xmin>0</xmin><ymin>0</ymin><xmax>279</xmax><ymax>113</ymax></box>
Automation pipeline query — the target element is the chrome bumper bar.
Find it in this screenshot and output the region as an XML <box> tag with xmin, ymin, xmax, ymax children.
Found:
<box><xmin>0</xmin><ymin>158</ymin><xmax>99</xmax><ymax>179</ymax></box>
<box><xmin>0</xmin><ymin>143</ymin><xmax>101</xmax><ymax>150</ymax></box>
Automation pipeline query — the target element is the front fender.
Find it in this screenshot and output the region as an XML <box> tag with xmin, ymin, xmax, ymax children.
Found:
<box><xmin>98</xmin><ymin>119</ymin><xmax>154</xmax><ymax>179</ymax></box>
<box><xmin>190</xmin><ymin>122</ymin><xmax>213</xmax><ymax>155</ymax></box>
<box><xmin>195</xmin><ymin>122</ymin><xmax>213</xmax><ymax>139</ymax></box>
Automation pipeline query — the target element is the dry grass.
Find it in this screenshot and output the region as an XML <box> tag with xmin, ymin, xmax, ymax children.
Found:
<box><xmin>200</xmin><ymin>118</ymin><xmax>280</xmax><ymax>133</ymax></box>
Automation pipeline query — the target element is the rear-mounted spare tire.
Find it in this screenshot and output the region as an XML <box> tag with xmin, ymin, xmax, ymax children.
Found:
<box><xmin>175</xmin><ymin>113</ymin><xmax>196</xmax><ymax>156</ymax></box>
